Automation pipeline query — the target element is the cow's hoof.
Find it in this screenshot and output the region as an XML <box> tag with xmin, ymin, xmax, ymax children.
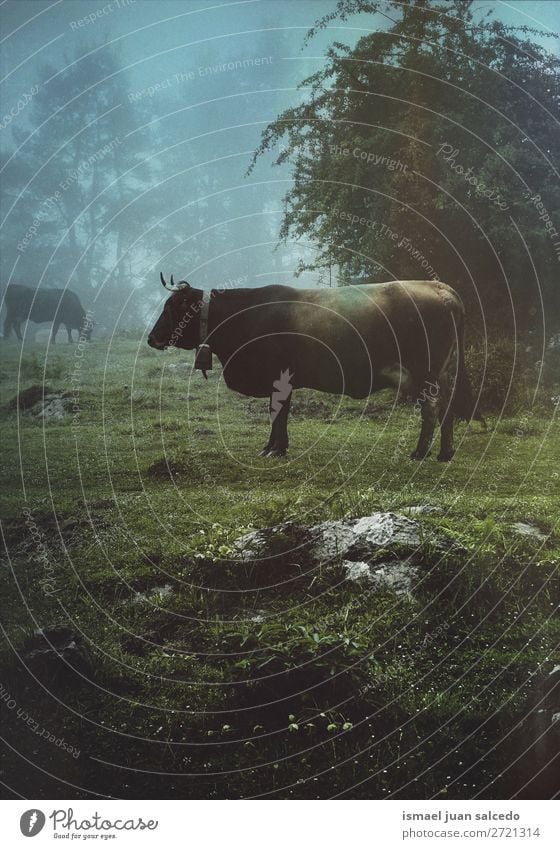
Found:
<box><xmin>259</xmin><ymin>446</ymin><xmax>271</xmax><ymax>457</ymax></box>
<box><xmin>437</xmin><ymin>449</ymin><xmax>455</xmax><ymax>462</ymax></box>
<box><xmin>266</xmin><ymin>448</ymin><xmax>286</xmax><ymax>458</ymax></box>
<box><xmin>410</xmin><ymin>449</ymin><xmax>431</xmax><ymax>461</ymax></box>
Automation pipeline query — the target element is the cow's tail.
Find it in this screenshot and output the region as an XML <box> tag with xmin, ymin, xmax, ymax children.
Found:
<box><xmin>451</xmin><ymin>310</ymin><xmax>485</xmax><ymax>426</ymax></box>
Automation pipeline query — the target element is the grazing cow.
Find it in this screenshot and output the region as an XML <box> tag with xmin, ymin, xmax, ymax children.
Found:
<box><xmin>3</xmin><ymin>284</ymin><xmax>92</xmax><ymax>343</ymax></box>
<box><xmin>148</xmin><ymin>275</ymin><xmax>483</xmax><ymax>461</ymax></box>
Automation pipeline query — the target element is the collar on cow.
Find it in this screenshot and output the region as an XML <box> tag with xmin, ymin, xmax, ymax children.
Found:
<box><xmin>194</xmin><ymin>290</ymin><xmax>212</xmax><ymax>379</ymax></box>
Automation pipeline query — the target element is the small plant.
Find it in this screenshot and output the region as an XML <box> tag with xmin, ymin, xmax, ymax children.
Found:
<box><xmin>185</xmin><ymin>523</ymin><xmax>254</xmax><ymax>560</ymax></box>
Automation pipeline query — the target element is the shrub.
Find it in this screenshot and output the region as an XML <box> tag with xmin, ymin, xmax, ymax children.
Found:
<box><xmin>465</xmin><ymin>337</ymin><xmax>530</xmax><ymax>414</ymax></box>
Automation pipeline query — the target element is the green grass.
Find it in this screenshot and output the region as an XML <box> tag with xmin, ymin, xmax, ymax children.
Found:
<box><xmin>0</xmin><ymin>337</ymin><xmax>558</xmax><ymax>799</ymax></box>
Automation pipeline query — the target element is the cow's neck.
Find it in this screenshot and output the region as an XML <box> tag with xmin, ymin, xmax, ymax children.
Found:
<box><xmin>193</xmin><ymin>290</ymin><xmax>213</xmax><ymax>374</ymax></box>
<box><xmin>204</xmin><ymin>288</ymin><xmax>248</xmax><ymax>366</ymax></box>
<box><xmin>198</xmin><ymin>290</ymin><xmax>211</xmax><ymax>344</ymax></box>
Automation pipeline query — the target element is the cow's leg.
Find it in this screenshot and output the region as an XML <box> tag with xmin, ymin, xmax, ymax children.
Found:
<box><xmin>3</xmin><ymin>315</ymin><xmax>12</xmax><ymax>339</ymax></box>
<box><xmin>13</xmin><ymin>321</ymin><xmax>23</xmax><ymax>341</ymax></box>
<box><xmin>410</xmin><ymin>376</ymin><xmax>440</xmax><ymax>460</ymax></box>
<box><xmin>437</xmin><ymin>371</ymin><xmax>455</xmax><ymax>462</ymax></box>
<box><xmin>260</xmin><ymin>391</ymin><xmax>292</xmax><ymax>458</ymax></box>
<box><xmin>66</xmin><ymin>325</ymin><xmax>73</xmax><ymax>343</ymax></box>
<box><xmin>51</xmin><ymin>322</ymin><xmax>60</xmax><ymax>343</ymax></box>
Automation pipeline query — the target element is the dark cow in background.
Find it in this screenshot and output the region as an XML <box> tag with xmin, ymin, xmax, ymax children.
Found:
<box><xmin>148</xmin><ymin>275</ymin><xmax>483</xmax><ymax>462</ymax></box>
<box><xmin>3</xmin><ymin>284</ymin><xmax>92</xmax><ymax>343</ymax></box>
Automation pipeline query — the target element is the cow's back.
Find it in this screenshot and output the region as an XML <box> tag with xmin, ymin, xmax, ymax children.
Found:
<box><xmin>211</xmin><ymin>281</ymin><xmax>462</xmax><ymax>398</ymax></box>
<box><xmin>30</xmin><ymin>288</ymin><xmax>85</xmax><ymax>326</ymax></box>
<box><xmin>5</xmin><ymin>285</ymin><xmax>87</xmax><ymax>327</ymax></box>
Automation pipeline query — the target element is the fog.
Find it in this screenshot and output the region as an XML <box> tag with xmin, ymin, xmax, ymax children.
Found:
<box><xmin>1</xmin><ymin>0</ymin><xmax>557</xmax><ymax>334</ymax></box>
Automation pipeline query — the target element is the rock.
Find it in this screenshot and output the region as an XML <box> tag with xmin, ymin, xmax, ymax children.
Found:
<box><xmin>347</xmin><ymin>512</ymin><xmax>421</xmax><ymax>547</ymax></box>
<box><xmin>30</xmin><ymin>393</ymin><xmax>73</xmax><ymax>420</ymax></box>
<box><xmin>343</xmin><ymin>559</ymin><xmax>419</xmax><ymax>595</ymax></box>
<box><xmin>343</xmin><ymin>560</ymin><xmax>372</xmax><ymax>582</ymax></box>
<box><xmin>236</xmin><ymin>512</ymin><xmax>446</xmax><ymax>563</ymax></box>
<box><xmin>371</xmin><ymin>561</ymin><xmax>418</xmax><ymax>595</ymax></box>
<box><xmin>233</xmin><ymin>512</ymin><xmax>460</xmax><ymax>599</ymax></box>
<box><xmin>343</xmin><ymin>558</ymin><xmax>418</xmax><ymax>595</ymax></box>
<box><xmin>235</xmin><ymin>513</ymin><xmax>420</xmax><ymax>563</ymax></box>
<box><xmin>21</xmin><ymin>625</ymin><xmax>93</xmax><ymax>689</ymax></box>
<box><xmin>8</xmin><ymin>386</ymin><xmax>73</xmax><ymax>419</ymax></box>
<box><xmin>373</xmin><ymin>561</ymin><xmax>419</xmax><ymax>595</ymax></box>
<box><xmin>511</xmin><ymin>521</ymin><xmax>548</xmax><ymax>541</ymax></box>
<box><xmin>193</xmin><ymin>427</ymin><xmax>215</xmax><ymax>436</ymax></box>
<box><xmin>405</xmin><ymin>504</ymin><xmax>444</xmax><ymax>516</ymax></box>
<box><xmin>234</xmin><ymin>521</ymin><xmax>305</xmax><ymax>562</ymax></box>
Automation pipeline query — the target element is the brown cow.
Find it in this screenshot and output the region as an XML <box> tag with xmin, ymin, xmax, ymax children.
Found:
<box><xmin>148</xmin><ymin>275</ymin><xmax>482</xmax><ymax>461</ymax></box>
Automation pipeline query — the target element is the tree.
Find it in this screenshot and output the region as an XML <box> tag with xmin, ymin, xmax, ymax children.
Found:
<box><xmin>1</xmin><ymin>45</ymin><xmax>157</xmax><ymax>328</ymax></box>
<box><xmin>248</xmin><ymin>0</ymin><xmax>560</xmax><ymax>331</ymax></box>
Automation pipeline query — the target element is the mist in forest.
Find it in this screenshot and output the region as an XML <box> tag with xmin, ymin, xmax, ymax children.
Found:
<box><xmin>1</xmin><ymin>0</ymin><xmax>558</xmax><ymax>335</ymax></box>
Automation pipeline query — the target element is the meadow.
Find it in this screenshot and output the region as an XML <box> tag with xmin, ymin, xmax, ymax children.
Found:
<box><xmin>1</xmin><ymin>335</ymin><xmax>558</xmax><ymax>799</ymax></box>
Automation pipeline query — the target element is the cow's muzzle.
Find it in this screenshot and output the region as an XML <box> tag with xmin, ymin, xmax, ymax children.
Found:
<box><xmin>148</xmin><ymin>334</ymin><xmax>166</xmax><ymax>350</ymax></box>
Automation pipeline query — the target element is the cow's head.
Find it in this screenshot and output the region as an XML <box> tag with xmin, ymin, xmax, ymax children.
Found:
<box><xmin>147</xmin><ymin>273</ymin><xmax>202</xmax><ymax>350</ymax></box>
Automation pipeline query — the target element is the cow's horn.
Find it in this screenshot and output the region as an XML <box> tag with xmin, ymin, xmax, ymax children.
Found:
<box><xmin>160</xmin><ymin>272</ymin><xmax>190</xmax><ymax>292</ymax></box>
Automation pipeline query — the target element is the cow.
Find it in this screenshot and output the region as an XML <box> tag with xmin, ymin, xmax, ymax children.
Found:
<box><xmin>148</xmin><ymin>274</ymin><xmax>483</xmax><ymax>461</ymax></box>
<box><xmin>3</xmin><ymin>284</ymin><xmax>93</xmax><ymax>343</ymax></box>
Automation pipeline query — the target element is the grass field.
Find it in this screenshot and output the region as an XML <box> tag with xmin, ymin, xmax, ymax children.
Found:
<box><xmin>1</xmin><ymin>336</ymin><xmax>559</xmax><ymax>799</ymax></box>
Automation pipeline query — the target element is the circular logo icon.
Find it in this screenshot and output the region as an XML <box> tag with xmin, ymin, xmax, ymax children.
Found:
<box><xmin>20</xmin><ymin>810</ymin><xmax>46</xmax><ymax>837</ymax></box>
